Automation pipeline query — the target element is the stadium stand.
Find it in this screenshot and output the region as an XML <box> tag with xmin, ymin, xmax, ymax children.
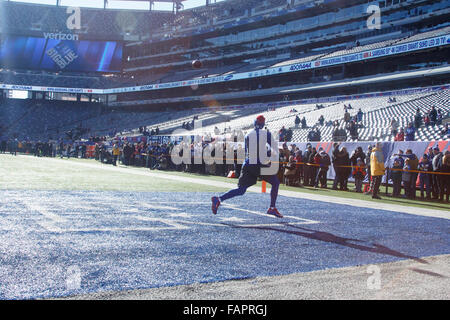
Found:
<box><xmin>289</xmin><ymin>90</ymin><xmax>450</xmax><ymax>142</ymax></box>
<box><xmin>110</xmin><ymin>87</ymin><xmax>449</xmax><ymax>143</ymax></box>
<box><xmin>122</xmin><ymin>0</ymin><xmax>450</xmax><ymax>75</ymax></box>
<box><xmin>0</xmin><ymin>0</ymin><xmax>449</xmax><ymax>145</ymax></box>
<box><xmin>0</xmin><ymin>99</ymin><xmax>102</xmax><ymax>141</ymax></box>
<box><xmin>5</xmin><ymin>85</ymin><xmax>442</xmax><ymax>145</ymax></box>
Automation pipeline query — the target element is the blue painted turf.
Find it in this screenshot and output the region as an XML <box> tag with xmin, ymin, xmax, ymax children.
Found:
<box><xmin>0</xmin><ymin>190</ymin><xmax>448</xmax><ymax>299</ymax></box>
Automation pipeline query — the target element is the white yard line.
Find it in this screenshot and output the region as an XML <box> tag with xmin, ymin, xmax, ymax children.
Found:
<box><xmin>18</xmin><ymin>155</ymin><xmax>450</xmax><ymax>220</ymax></box>
<box><xmin>18</xmin><ymin>199</ymin><xmax>66</xmax><ymax>232</ymax></box>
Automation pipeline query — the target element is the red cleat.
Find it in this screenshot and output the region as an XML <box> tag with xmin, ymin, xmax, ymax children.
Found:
<box><xmin>267</xmin><ymin>207</ymin><xmax>283</xmax><ymax>218</ymax></box>
<box><xmin>211</xmin><ymin>196</ymin><xmax>221</xmax><ymax>215</ymax></box>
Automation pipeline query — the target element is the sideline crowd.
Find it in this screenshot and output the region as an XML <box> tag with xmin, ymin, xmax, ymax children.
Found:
<box><xmin>3</xmin><ymin>134</ymin><xmax>448</xmax><ymax>203</ymax></box>
<box><xmin>75</xmin><ymin>138</ymin><xmax>450</xmax><ymax>203</ymax></box>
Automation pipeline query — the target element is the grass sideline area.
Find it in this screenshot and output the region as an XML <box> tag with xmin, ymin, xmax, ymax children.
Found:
<box><xmin>1</xmin><ymin>154</ymin><xmax>449</xmax><ymax>212</ymax></box>
<box><xmin>0</xmin><ymin>154</ymin><xmax>227</xmax><ymax>193</ymax></box>
<box><xmin>154</xmin><ymin>168</ymin><xmax>450</xmax><ymax>212</ymax></box>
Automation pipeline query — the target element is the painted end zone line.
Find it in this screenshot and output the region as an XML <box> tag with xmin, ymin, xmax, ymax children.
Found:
<box><xmin>221</xmin><ymin>203</ymin><xmax>319</xmax><ymax>225</ymax></box>
<box><xmin>18</xmin><ymin>198</ymin><xmax>66</xmax><ymax>232</ymax></box>
<box><xmin>21</xmin><ymin>156</ymin><xmax>450</xmax><ymax>220</ymax></box>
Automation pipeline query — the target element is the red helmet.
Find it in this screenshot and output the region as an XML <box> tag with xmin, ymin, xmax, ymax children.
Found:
<box><xmin>255</xmin><ymin>115</ymin><xmax>265</xmax><ymax>129</ymax></box>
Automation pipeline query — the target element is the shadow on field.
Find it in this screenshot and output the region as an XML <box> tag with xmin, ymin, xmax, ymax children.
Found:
<box><xmin>223</xmin><ymin>222</ymin><xmax>430</xmax><ymax>266</ymax></box>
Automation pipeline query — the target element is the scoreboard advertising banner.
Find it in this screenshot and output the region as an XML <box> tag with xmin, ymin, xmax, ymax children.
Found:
<box><xmin>0</xmin><ymin>35</ymin><xmax>123</xmax><ymax>73</ymax></box>
<box><xmin>0</xmin><ymin>33</ymin><xmax>448</xmax><ymax>95</ymax></box>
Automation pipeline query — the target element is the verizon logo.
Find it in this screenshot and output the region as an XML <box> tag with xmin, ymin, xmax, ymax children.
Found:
<box><xmin>44</xmin><ymin>32</ymin><xmax>79</xmax><ymax>41</ymax></box>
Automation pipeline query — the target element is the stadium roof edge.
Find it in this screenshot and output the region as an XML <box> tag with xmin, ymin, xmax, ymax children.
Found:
<box><xmin>117</xmin><ymin>0</ymin><xmax>187</xmax><ymax>2</ymax></box>
<box><xmin>4</xmin><ymin>0</ymin><xmax>189</xmax><ymax>12</ymax></box>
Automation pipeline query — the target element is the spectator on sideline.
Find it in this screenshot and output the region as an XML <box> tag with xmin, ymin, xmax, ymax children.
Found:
<box><xmin>94</xmin><ymin>143</ymin><xmax>100</xmax><ymax>160</ymax></box>
<box><xmin>442</xmin><ymin>151</ymin><xmax>450</xmax><ymax>202</ymax></box>
<box><xmin>402</xmin><ymin>158</ymin><xmax>413</xmax><ymax>199</ymax></box>
<box><xmin>308</xmin><ymin>147</ymin><xmax>318</xmax><ymax>187</ymax></box>
<box><xmin>369</xmin><ymin>142</ymin><xmax>385</xmax><ymax>199</ymax></box>
<box><xmin>283</xmin><ymin>155</ymin><xmax>297</xmax><ymax>186</ymax></box>
<box><xmin>112</xmin><ymin>143</ymin><xmax>120</xmax><ymax>166</ymax></box>
<box><xmin>394</xmin><ymin>149</ymin><xmax>419</xmax><ymax>199</ymax></box>
<box><xmin>66</xmin><ymin>144</ymin><xmax>71</xmax><ymax>159</ymax></box>
<box><xmin>393</xmin><ymin>149</ymin><xmax>405</xmax><ymax>168</ymax></box>
<box><xmin>331</xmin><ymin>142</ymin><xmax>340</xmax><ymax>189</ymax></box>
<box><xmin>341</xmin><ymin>147</ymin><xmax>351</xmax><ymax>191</ymax></box>
<box><xmin>235</xmin><ymin>144</ymin><xmax>244</xmax><ymax>178</ymax></box>
<box><xmin>293</xmin><ymin>150</ymin><xmax>303</xmax><ymax>186</ymax></box>
<box><xmin>418</xmin><ymin>154</ymin><xmax>432</xmax><ymax>200</ymax></box>
<box><xmin>1</xmin><ymin>139</ymin><xmax>7</xmax><ymax>153</ymax></box>
<box><xmin>123</xmin><ymin>143</ymin><xmax>133</xmax><ymax>166</ymax></box>
<box><xmin>366</xmin><ymin>145</ymin><xmax>373</xmax><ymax>185</ymax></box>
<box><xmin>432</xmin><ymin>147</ymin><xmax>445</xmax><ymax>201</ymax></box>
<box><xmin>332</xmin><ymin>144</ymin><xmax>348</xmax><ymax>190</ymax></box>
<box><xmin>350</xmin><ymin>146</ymin><xmax>366</xmax><ymax>166</ymax></box>
<box><xmin>390</xmin><ymin>158</ymin><xmax>403</xmax><ymax>197</ymax></box>
<box><xmin>9</xmin><ymin>139</ymin><xmax>18</xmax><ymax>156</ymax></box>
<box><xmin>303</xmin><ymin>144</ymin><xmax>313</xmax><ymax>186</ymax></box>
<box><xmin>407</xmin><ymin>149</ymin><xmax>419</xmax><ymax>200</ymax></box>
<box><xmin>424</xmin><ymin>147</ymin><xmax>436</xmax><ymax>198</ymax></box>
<box><xmin>314</xmin><ymin>148</ymin><xmax>331</xmax><ymax>188</ymax></box>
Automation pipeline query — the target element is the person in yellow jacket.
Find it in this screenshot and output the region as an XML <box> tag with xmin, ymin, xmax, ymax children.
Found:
<box><xmin>370</xmin><ymin>142</ymin><xmax>385</xmax><ymax>199</ymax></box>
<box><xmin>112</xmin><ymin>143</ymin><xmax>120</xmax><ymax>166</ymax></box>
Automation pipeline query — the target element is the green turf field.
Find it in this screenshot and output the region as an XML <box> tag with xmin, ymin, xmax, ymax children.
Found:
<box><xmin>1</xmin><ymin>154</ymin><xmax>449</xmax><ymax>211</ymax></box>
<box><xmin>0</xmin><ymin>154</ymin><xmax>228</xmax><ymax>192</ymax></box>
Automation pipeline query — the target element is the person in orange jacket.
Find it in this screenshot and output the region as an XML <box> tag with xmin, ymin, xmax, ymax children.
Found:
<box><xmin>352</xmin><ymin>158</ymin><xmax>367</xmax><ymax>193</ymax></box>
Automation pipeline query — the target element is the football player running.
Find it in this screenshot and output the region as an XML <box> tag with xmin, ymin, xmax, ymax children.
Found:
<box><xmin>211</xmin><ymin>115</ymin><xmax>283</xmax><ymax>218</ymax></box>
